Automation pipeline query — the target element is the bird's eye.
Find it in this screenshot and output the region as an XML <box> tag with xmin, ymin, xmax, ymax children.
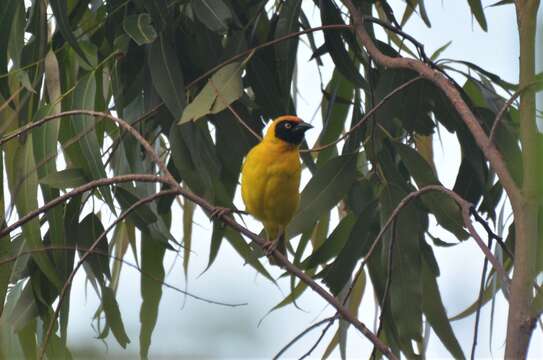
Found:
<box><xmin>284</xmin><ymin>122</ymin><xmax>292</xmax><ymax>129</ymax></box>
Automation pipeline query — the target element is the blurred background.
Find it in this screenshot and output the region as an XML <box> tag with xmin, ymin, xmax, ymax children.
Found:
<box><xmin>57</xmin><ymin>1</ymin><xmax>543</xmax><ymax>358</ymax></box>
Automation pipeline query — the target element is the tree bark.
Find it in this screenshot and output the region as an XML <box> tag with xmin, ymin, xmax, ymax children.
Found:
<box><xmin>506</xmin><ymin>1</ymin><xmax>540</xmax><ymax>358</ymax></box>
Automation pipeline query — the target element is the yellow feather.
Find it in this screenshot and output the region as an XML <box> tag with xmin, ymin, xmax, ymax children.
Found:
<box><xmin>241</xmin><ymin>115</ymin><xmax>311</xmax><ymax>263</ymax></box>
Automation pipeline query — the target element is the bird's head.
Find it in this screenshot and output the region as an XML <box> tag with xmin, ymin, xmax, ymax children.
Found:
<box><xmin>264</xmin><ymin>115</ymin><xmax>313</xmax><ymax>146</ymax></box>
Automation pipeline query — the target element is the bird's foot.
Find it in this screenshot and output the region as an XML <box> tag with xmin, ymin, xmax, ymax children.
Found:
<box><xmin>209</xmin><ymin>207</ymin><xmax>247</xmax><ymax>221</ymax></box>
<box><xmin>262</xmin><ymin>239</ymin><xmax>279</xmax><ymax>256</ymax></box>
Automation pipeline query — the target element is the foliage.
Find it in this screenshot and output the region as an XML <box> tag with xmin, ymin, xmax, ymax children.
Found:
<box><xmin>0</xmin><ymin>0</ymin><xmax>534</xmax><ymax>358</ymax></box>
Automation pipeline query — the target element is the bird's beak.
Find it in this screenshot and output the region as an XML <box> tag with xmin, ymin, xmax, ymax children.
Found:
<box><xmin>293</xmin><ymin>121</ymin><xmax>313</xmax><ymax>133</ymax></box>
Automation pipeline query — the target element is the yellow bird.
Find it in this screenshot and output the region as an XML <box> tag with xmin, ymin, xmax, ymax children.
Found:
<box><xmin>241</xmin><ymin>115</ymin><xmax>313</xmax><ymax>265</ymax></box>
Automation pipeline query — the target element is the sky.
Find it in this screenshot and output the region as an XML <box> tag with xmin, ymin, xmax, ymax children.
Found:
<box><xmin>57</xmin><ymin>1</ymin><xmax>543</xmax><ymax>359</ymax></box>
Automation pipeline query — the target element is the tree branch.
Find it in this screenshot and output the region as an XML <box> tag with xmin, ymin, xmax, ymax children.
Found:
<box><xmin>345</xmin><ymin>185</ymin><xmax>510</xmax><ymax>304</ymax></box>
<box><xmin>340</xmin><ymin>0</ymin><xmax>522</xmax><ymax>208</ymax></box>
<box><xmin>12</xmin><ymin>110</ymin><xmax>394</xmax><ymax>359</ymax></box>
<box><xmin>0</xmin><ymin>174</ymin><xmax>169</xmax><ymax>240</ymax></box>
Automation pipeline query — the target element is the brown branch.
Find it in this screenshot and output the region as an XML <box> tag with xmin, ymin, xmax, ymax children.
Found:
<box><xmin>345</xmin><ymin>185</ymin><xmax>510</xmax><ymax>305</ymax></box>
<box><xmin>340</xmin><ymin>0</ymin><xmax>522</xmax><ymax>208</ymax></box>
<box><xmin>14</xmin><ymin>110</ymin><xmax>393</xmax><ymax>359</ymax></box>
<box><xmin>0</xmin><ymin>245</ymin><xmax>246</xmax><ymax>307</ymax></box>
<box><xmin>0</xmin><ymin>174</ymin><xmax>169</xmax><ymax>240</ymax></box>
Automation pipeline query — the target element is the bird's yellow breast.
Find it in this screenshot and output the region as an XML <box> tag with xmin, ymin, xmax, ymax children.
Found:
<box><xmin>241</xmin><ymin>141</ymin><xmax>301</xmax><ymax>235</ymax></box>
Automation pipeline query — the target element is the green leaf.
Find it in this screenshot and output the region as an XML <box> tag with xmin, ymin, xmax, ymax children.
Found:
<box><xmin>5</xmin><ymin>138</ymin><xmax>62</xmax><ymax>288</ymax></box>
<box><xmin>101</xmin><ymin>284</ymin><xmax>131</xmax><ymax>348</ymax></box>
<box><xmin>274</xmin><ymin>0</ymin><xmax>301</xmax><ymax>109</ymax></box>
<box><xmin>418</xmin><ymin>0</ymin><xmax>432</xmax><ymax>27</ymax></box>
<box><xmin>321</xmin><ymin>209</ymin><xmax>376</xmax><ymax>295</ymax></box>
<box><xmin>268</xmin><ymin>268</ymin><xmax>317</xmax><ymax>312</ymax></box>
<box><xmin>182</xmin><ymin>196</ymin><xmax>195</xmax><ymax>277</ymax></box>
<box><xmin>430</xmin><ymin>41</ymin><xmax>452</xmax><ymax>61</ymax></box>
<box><xmin>77</xmin><ymin>213</ymin><xmax>111</xmax><ymax>282</ymax></box>
<box><xmin>69</xmin><ymin>72</ymin><xmax>114</xmax><ymax>209</ymax></box>
<box><xmin>393</xmin><ymin>142</ymin><xmax>468</xmax><ymax>240</ymax></box>
<box><xmin>39</xmin><ymin>168</ymin><xmax>88</xmax><ymax>189</ymax></box>
<box><xmin>489</xmin><ymin>0</ymin><xmax>514</xmax><ymax>6</ymax></box>
<box><xmin>179</xmin><ymin>62</ymin><xmax>243</xmax><ymax>124</ymax></box>
<box><xmin>302</xmin><ymin>214</ymin><xmax>356</xmax><ymax>270</ymax></box>
<box><xmin>320</xmin><ymin>0</ymin><xmax>368</xmax><ymax>89</ymax></box>
<box><xmin>123</xmin><ymin>14</ymin><xmax>158</xmax><ymax>46</ymax></box>
<box><xmin>0</xmin><ymin>0</ymin><xmax>20</xmax><ymax>97</ymax></box>
<box><xmin>318</xmin><ymin>70</ymin><xmax>354</xmax><ymax>164</ymax></box>
<box><xmin>49</xmin><ymin>0</ymin><xmax>91</xmax><ymax>65</ymax></box>
<box><xmin>140</xmin><ymin>233</ymin><xmax>166</xmax><ymax>358</ymax></box>
<box><xmin>286</xmin><ymin>154</ymin><xmax>358</xmax><ymax>239</ymax></box>
<box><xmin>223</xmin><ymin>228</ymin><xmax>275</xmax><ymax>283</ymax></box>
<box><xmin>114</xmin><ymin>187</ymin><xmax>158</xmax><ymax>228</ymax></box>
<box><xmin>467</xmin><ymin>0</ymin><xmax>488</xmax><ymax>31</ymax></box>
<box><xmin>192</xmin><ymin>0</ymin><xmax>233</xmax><ymax>34</ymax></box>
<box><xmin>422</xmin><ymin>256</ymin><xmax>465</xmax><ymax>359</ymax></box>
<box><xmin>148</xmin><ymin>35</ymin><xmax>186</xmax><ymax>119</ymax></box>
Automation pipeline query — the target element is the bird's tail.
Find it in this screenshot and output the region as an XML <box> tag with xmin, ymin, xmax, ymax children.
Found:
<box><xmin>268</xmin><ymin>232</ymin><xmax>287</xmax><ymax>267</ymax></box>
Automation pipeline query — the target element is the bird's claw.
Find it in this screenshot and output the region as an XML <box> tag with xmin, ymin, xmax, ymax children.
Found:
<box><xmin>209</xmin><ymin>207</ymin><xmax>232</xmax><ymax>220</ymax></box>
<box><xmin>262</xmin><ymin>239</ymin><xmax>279</xmax><ymax>256</ymax></box>
<box><xmin>209</xmin><ymin>207</ymin><xmax>248</xmax><ymax>221</ymax></box>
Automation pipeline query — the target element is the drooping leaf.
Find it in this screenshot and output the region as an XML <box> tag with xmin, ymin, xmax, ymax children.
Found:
<box><xmin>321</xmin><ymin>208</ymin><xmax>376</xmax><ymax>295</ymax></box>
<box><xmin>393</xmin><ymin>142</ymin><xmax>467</xmax><ymax>240</ymax></box>
<box><xmin>319</xmin><ymin>0</ymin><xmax>368</xmax><ymax>89</ymax></box>
<box><xmin>273</xmin><ymin>0</ymin><xmax>301</xmax><ymax>111</ymax></box>
<box><xmin>101</xmin><ymin>284</ymin><xmax>131</xmax><ymax>348</ymax></box>
<box><xmin>302</xmin><ymin>214</ymin><xmax>356</xmax><ymax>270</ymax></box>
<box><xmin>422</xmin><ymin>255</ymin><xmax>465</xmax><ymax>359</ymax></box>
<box><xmin>286</xmin><ymin>153</ymin><xmax>358</xmax><ymax>238</ymax></box>
<box><xmin>139</xmin><ymin>233</ymin><xmax>166</xmax><ymax>358</ymax></box>
<box><xmin>148</xmin><ymin>35</ymin><xmax>186</xmax><ymax>119</ymax></box>
<box><xmin>123</xmin><ymin>14</ymin><xmax>158</xmax><ymax>46</ymax></box>
<box><xmin>0</xmin><ymin>0</ymin><xmax>22</xmax><ymax>97</ymax></box>
<box><xmin>77</xmin><ymin>213</ymin><xmax>111</xmax><ymax>282</ymax></box>
<box><xmin>467</xmin><ymin>0</ymin><xmax>488</xmax><ymax>31</ymax></box>
<box><xmin>318</xmin><ymin>69</ymin><xmax>354</xmax><ymax>164</ymax></box>
<box><xmin>49</xmin><ymin>0</ymin><xmax>91</xmax><ymax>65</ymax></box>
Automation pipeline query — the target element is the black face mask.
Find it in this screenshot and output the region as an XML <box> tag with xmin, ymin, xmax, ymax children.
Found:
<box><xmin>274</xmin><ymin>120</ymin><xmax>313</xmax><ymax>145</ymax></box>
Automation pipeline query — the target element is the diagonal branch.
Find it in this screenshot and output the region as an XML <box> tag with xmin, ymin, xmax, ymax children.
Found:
<box><xmin>0</xmin><ymin>174</ymin><xmax>169</xmax><ymax>240</ymax></box>
<box><xmin>345</xmin><ymin>185</ymin><xmax>510</xmax><ymax>303</ymax></box>
<box><xmin>10</xmin><ymin>110</ymin><xmax>395</xmax><ymax>359</ymax></box>
<box><xmin>340</xmin><ymin>0</ymin><xmax>522</xmax><ymax>208</ymax></box>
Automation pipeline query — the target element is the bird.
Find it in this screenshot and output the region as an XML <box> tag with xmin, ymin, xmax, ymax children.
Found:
<box><xmin>241</xmin><ymin>115</ymin><xmax>313</xmax><ymax>266</ymax></box>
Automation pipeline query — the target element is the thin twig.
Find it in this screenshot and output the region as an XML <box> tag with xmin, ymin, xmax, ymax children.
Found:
<box><xmin>273</xmin><ymin>315</ymin><xmax>339</xmax><ymax>360</ymax></box>
<box><xmin>488</xmin><ymin>89</ymin><xmax>521</xmax><ymax>143</ymax></box>
<box><xmin>299</xmin><ymin>316</ymin><xmax>338</xmax><ymax>360</ymax></box>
